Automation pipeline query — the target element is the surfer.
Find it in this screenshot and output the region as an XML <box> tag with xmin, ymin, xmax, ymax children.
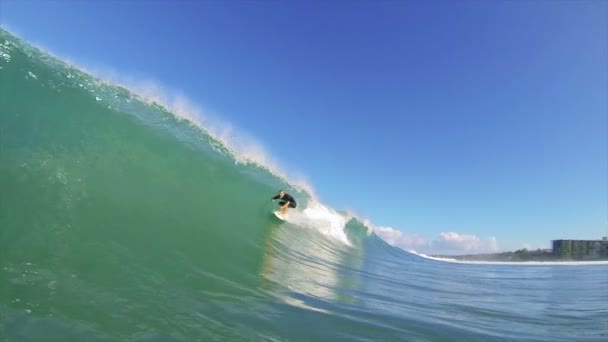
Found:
<box><xmin>272</xmin><ymin>190</ymin><xmax>297</xmax><ymax>215</ymax></box>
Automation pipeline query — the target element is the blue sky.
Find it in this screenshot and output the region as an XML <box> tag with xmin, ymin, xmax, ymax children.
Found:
<box><xmin>2</xmin><ymin>1</ymin><xmax>606</xmax><ymax>253</ymax></box>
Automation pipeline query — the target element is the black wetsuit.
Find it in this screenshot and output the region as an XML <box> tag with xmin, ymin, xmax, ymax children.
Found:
<box><xmin>272</xmin><ymin>193</ymin><xmax>297</xmax><ymax>208</ymax></box>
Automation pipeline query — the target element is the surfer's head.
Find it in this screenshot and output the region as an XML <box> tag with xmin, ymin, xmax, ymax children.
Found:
<box><xmin>279</xmin><ymin>190</ymin><xmax>285</xmax><ymax>198</ymax></box>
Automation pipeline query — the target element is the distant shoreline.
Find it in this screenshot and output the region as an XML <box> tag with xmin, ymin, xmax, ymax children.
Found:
<box><xmin>431</xmin><ymin>248</ymin><xmax>608</xmax><ymax>262</ymax></box>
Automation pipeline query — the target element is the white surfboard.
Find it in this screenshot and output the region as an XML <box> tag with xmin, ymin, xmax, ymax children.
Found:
<box><xmin>273</xmin><ymin>210</ymin><xmax>287</xmax><ymax>221</ymax></box>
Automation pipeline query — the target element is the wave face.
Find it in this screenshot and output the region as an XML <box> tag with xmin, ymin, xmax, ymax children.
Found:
<box><xmin>1</xmin><ymin>30</ymin><xmax>607</xmax><ymax>341</ymax></box>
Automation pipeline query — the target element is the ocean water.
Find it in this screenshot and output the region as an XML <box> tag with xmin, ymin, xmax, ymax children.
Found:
<box><xmin>1</xmin><ymin>29</ymin><xmax>607</xmax><ymax>341</ymax></box>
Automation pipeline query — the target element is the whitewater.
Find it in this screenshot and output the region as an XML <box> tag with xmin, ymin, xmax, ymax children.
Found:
<box><xmin>1</xmin><ymin>29</ymin><xmax>607</xmax><ymax>341</ymax></box>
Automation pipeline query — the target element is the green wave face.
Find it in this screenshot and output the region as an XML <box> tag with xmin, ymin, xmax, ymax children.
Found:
<box><xmin>0</xmin><ymin>29</ymin><xmax>377</xmax><ymax>340</ymax></box>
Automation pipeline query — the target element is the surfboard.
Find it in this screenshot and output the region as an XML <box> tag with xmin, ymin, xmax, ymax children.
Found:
<box><xmin>273</xmin><ymin>210</ymin><xmax>287</xmax><ymax>221</ymax></box>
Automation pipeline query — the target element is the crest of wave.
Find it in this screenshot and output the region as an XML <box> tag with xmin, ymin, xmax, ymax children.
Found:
<box><xmin>0</xmin><ymin>29</ymin><xmax>315</xmax><ymax>197</ymax></box>
<box><xmin>8</xmin><ymin>31</ymin><xmax>371</xmax><ymax>247</ymax></box>
<box><xmin>76</xmin><ymin>66</ymin><xmax>318</xmax><ymax>197</ymax></box>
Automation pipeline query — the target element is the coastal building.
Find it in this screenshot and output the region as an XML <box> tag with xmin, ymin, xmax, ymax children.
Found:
<box><xmin>552</xmin><ymin>238</ymin><xmax>608</xmax><ymax>260</ymax></box>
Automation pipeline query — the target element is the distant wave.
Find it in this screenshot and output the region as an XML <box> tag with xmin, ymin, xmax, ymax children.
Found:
<box><xmin>412</xmin><ymin>251</ymin><xmax>608</xmax><ymax>266</ymax></box>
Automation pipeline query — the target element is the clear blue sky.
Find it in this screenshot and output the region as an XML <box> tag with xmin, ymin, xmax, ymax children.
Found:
<box><xmin>2</xmin><ymin>1</ymin><xmax>606</xmax><ymax>251</ymax></box>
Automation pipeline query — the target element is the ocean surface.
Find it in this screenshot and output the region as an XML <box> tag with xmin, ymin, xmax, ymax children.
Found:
<box><xmin>1</xmin><ymin>29</ymin><xmax>607</xmax><ymax>341</ymax></box>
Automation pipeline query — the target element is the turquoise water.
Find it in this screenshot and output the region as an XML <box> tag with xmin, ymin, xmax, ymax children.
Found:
<box><xmin>1</xmin><ymin>29</ymin><xmax>607</xmax><ymax>341</ymax></box>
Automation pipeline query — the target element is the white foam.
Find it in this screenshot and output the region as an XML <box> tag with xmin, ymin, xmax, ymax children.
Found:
<box><xmin>282</xmin><ymin>200</ymin><xmax>352</xmax><ymax>246</ymax></box>
<box><xmin>412</xmin><ymin>251</ymin><xmax>608</xmax><ymax>266</ymax></box>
